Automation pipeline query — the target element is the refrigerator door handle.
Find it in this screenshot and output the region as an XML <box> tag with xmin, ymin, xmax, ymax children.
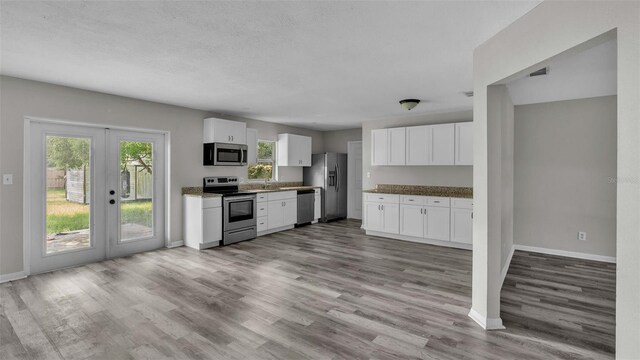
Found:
<box><xmin>336</xmin><ymin>163</ymin><xmax>340</xmax><ymax>192</ymax></box>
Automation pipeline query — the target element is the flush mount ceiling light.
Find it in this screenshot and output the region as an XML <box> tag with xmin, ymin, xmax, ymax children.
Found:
<box><xmin>399</xmin><ymin>99</ymin><xmax>420</xmax><ymax>111</ymax></box>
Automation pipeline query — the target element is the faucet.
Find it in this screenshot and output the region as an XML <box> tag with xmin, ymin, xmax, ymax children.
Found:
<box><xmin>264</xmin><ymin>178</ymin><xmax>270</xmax><ymax>189</ymax></box>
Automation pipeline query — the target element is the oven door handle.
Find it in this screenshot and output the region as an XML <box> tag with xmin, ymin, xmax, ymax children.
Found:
<box><xmin>224</xmin><ymin>195</ymin><xmax>256</xmax><ymax>202</ymax></box>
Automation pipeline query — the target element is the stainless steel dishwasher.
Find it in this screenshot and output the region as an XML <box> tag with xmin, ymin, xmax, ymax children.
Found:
<box><xmin>296</xmin><ymin>189</ymin><xmax>315</xmax><ymax>226</ymax></box>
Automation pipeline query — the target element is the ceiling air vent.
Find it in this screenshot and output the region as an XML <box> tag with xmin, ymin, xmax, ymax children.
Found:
<box><xmin>463</xmin><ymin>91</ymin><xmax>474</xmax><ymax>97</ymax></box>
<box><xmin>529</xmin><ymin>67</ymin><xmax>549</xmax><ymax>77</ymax></box>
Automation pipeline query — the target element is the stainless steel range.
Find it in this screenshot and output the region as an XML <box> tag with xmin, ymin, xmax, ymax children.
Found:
<box><xmin>203</xmin><ymin>176</ymin><xmax>257</xmax><ymax>245</ymax></box>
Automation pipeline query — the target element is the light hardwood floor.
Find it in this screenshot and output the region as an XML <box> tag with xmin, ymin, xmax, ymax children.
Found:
<box><xmin>0</xmin><ymin>220</ymin><xmax>615</xmax><ymax>359</ymax></box>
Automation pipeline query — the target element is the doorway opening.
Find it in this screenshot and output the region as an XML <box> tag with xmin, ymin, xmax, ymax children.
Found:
<box><xmin>492</xmin><ymin>31</ymin><xmax>617</xmax><ymax>357</ymax></box>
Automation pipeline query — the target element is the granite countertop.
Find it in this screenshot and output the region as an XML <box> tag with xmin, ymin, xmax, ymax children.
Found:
<box><xmin>182</xmin><ymin>184</ymin><xmax>321</xmax><ymax>197</ymax></box>
<box><xmin>181</xmin><ymin>187</ymin><xmax>223</xmax><ymax>198</ymax></box>
<box><xmin>238</xmin><ymin>185</ymin><xmax>321</xmax><ymax>193</ymax></box>
<box><xmin>277</xmin><ymin>186</ymin><xmax>321</xmax><ymax>191</ymax></box>
<box><xmin>364</xmin><ymin>184</ymin><xmax>473</xmax><ymax>199</ymax></box>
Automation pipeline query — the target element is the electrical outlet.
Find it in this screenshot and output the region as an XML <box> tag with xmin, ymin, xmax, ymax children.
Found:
<box><xmin>366</xmin><ymin>172</ymin><xmax>371</xmax><ymax>178</ymax></box>
<box><xmin>578</xmin><ymin>231</ymin><xmax>587</xmax><ymax>241</ymax></box>
<box><xmin>2</xmin><ymin>174</ymin><xmax>13</xmax><ymax>185</ymax></box>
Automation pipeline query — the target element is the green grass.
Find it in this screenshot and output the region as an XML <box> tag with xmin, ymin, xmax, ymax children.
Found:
<box><xmin>46</xmin><ymin>188</ymin><xmax>152</xmax><ymax>235</ymax></box>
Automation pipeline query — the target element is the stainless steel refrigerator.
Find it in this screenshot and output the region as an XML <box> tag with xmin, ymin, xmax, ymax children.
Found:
<box><xmin>303</xmin><ymin>153</ymin><xmax>347</xmax><ymax>222</ymax></box>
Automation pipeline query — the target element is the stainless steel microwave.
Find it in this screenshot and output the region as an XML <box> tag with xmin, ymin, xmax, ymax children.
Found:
<box><xmin>203</xmin><ymin>143</ymin><xmax>248</xmax><ymax>166</ymax></box>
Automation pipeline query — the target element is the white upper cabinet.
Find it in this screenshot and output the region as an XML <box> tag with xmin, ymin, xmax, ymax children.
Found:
<box><xmin>203</xmin><ymin>118</ymin><xmax>247</xmax><ymax>145</ymax></box>
<box><xmin>246</xmin><ymin>128</ymin><xmax>258</xmax><ymax>164</ymax></box>
<box><xmin>405</xmin><ymin>126</ymin><xmax>430</xmax><ymax>165</ymax></box>
<box><xmin>430</xmin><ymin>123</ymin><xmax>455</xmax><ymax>165</ymax></box>
<box><xmin>277</xmin><ymin>133</ymin><xmax>312</xmax><ymax>166</ymax></box>
<box><xmin>455</xmin><ymin>122</ymin><xmax>473</xmax><ymax>165</ymax></box>
<box><xmin>371</xmin><ymin>129</ymin><xmax>388</xmax><ymax>166</ymax></box>
<box><xmin>387</xmin><ymin>127</ymin><xmax>406</xmax><ymax>165</ymax></box>
<box><xmin>372</xmin><ymin>122</ymin><xmax>470</xmax><ymax>166</ymax></box>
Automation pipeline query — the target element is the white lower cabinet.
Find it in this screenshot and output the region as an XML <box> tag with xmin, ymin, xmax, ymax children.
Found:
<box><xmin>381</xmin><ymin>204</ymin><xmax>399</xmax><ymax>234</ymax></box>
<box><xmin>366</xmin><ymin>192</ymin><xmax>471</xmax><ymax>248</ymax></box>
<box><xmin>364</xmin><ymin>202</ymin><xmax>399</xmax><ymax>234</ymax></box>
<box><xmin>400</xmin><ymin>205</ymin><xmax>424</xmax><ymax>237</ymax></box>
<box><xmin>400</xmin><ymin>204</ymin><xmax>450</xmax><ymax>241</ymax></box>
<box><xmin>450</xmin><ymin>198</ymin><xmax>473</xmax><ymax>244</ymax></box>
<box><xmin>259</xmin><ymin>191</ymin><xmax>298</xmax><ymax>234</ymax></box>
<box><xmin>267</xmin><ymin>200</ymin><xmax>285</xmax><ymax>229</ymax></box>
<box><xmin>283</xmin><ymin>198</ymin><xmax>297</xmax><ymax>226</ymax></box>
<box><xmin>257</xmin><ymin>197</ymin><xmax>268</xmax><ymax>233</ymax></box>
<box><xmin>184</xmin><ymin>195</ymin><xmax>223</xmax><ymax>250</ymax></box>
<box><xmin>364</xmin><ymin>202</ymin><xmax>383</xmax><ymax>231</ymax></box>
<box><xmin>266</xmin><ymin>199</ymin><xmax>297</xmax><ymax>230</ymax></box>
<box><xmin>425</xmin><ymin>206</ymin><xmax>450</xmax><ymax>241</ymax></box>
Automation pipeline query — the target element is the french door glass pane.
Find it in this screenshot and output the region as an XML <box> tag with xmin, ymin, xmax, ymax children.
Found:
<box><xmin>119</xmin><ymin>140</ymin><xmax>153</xmax><ymax>241</ymax></box>
<box><xmin>46</xmin><ymin>136</ymin><xmax>91</xmax><ymax>254</ymax></box>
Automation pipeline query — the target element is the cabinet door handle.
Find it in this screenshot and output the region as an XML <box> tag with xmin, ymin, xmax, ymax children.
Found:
<box><xmin>381</xmin><ymin>204</ymin><xmax>384</xmax><ymax>211</ymax></box>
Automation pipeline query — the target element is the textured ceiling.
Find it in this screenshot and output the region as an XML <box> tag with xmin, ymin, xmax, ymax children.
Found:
<box><xmin>1</xmin><ymin>1</ymin><xmax>540</xmax><ymax>130</ymax></box>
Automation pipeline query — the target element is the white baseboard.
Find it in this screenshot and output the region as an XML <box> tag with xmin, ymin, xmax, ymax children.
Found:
<box><xmin>468</xmin><ymin>308</ymin><xmax>505</xmax><ymax>330</ymax></box>
<box><xmin>500</xmin><ymin>245</ymin><xmax>515</xmax><ymax>289</ymax></box>
<box><xmin>0</xmin><ymin>271</ymin><xmax>27</xmax><ymax>284</ymax></box>
<box><xmin>514</xmin><ymin>244</ymin><xmax>616</xmax><ymax>263</ymax></box>
<box><xmin>365</xmin><ymin>230</ymin><xmax>472</xmax><ymax>251</ymax></box>
<box><xmin>167</xmin><ymin>241</ymin><xmax>184</xmax><ymax>248</ymax></box>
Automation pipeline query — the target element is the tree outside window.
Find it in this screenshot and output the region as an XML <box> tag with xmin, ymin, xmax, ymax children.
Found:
<box><xmin>248</xmin><ymin>140</ymin><xmax>275</xmax><ymax>180</ymax></box>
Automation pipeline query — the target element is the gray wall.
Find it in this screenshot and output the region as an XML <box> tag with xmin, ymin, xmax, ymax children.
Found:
<box><xmin>499</xmin><ymin>85</ymin><xmax>514</xmax><ymax>271</ymax></box>
<box><xmin>323</xmin><ymin>128</ymin><xmax>362</xmax><ymax>154</ymax></box>
<box><xmin>514</xmin><ymin>96</ymin><xmax>617</xmax><ymax>257</ymax></box>
<box><xmin>362</xmin><ymin>110</ymin><xmax>473</xmax><ymax>190</ymax></box>
<box><xmin>0</xmin><ymin>76</ymin><xmax>323</xmax><ymax>275</ymax></box>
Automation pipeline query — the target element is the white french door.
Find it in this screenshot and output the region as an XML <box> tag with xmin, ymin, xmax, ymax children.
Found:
<box><xmin>29</xmin><ymin>122</ymin><xmax>166</xmax><ymax>274</ymax></box>
<box><xmin>106</xmin><ymin>129</ymin><xmax>165</xmax><ymax>258</ymax></box>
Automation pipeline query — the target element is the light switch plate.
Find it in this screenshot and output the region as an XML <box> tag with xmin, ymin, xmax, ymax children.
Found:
<box><xmin>2</xmin><ymin>174</ymin><xmax>13</xmax><ymax>185</ymax></box>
